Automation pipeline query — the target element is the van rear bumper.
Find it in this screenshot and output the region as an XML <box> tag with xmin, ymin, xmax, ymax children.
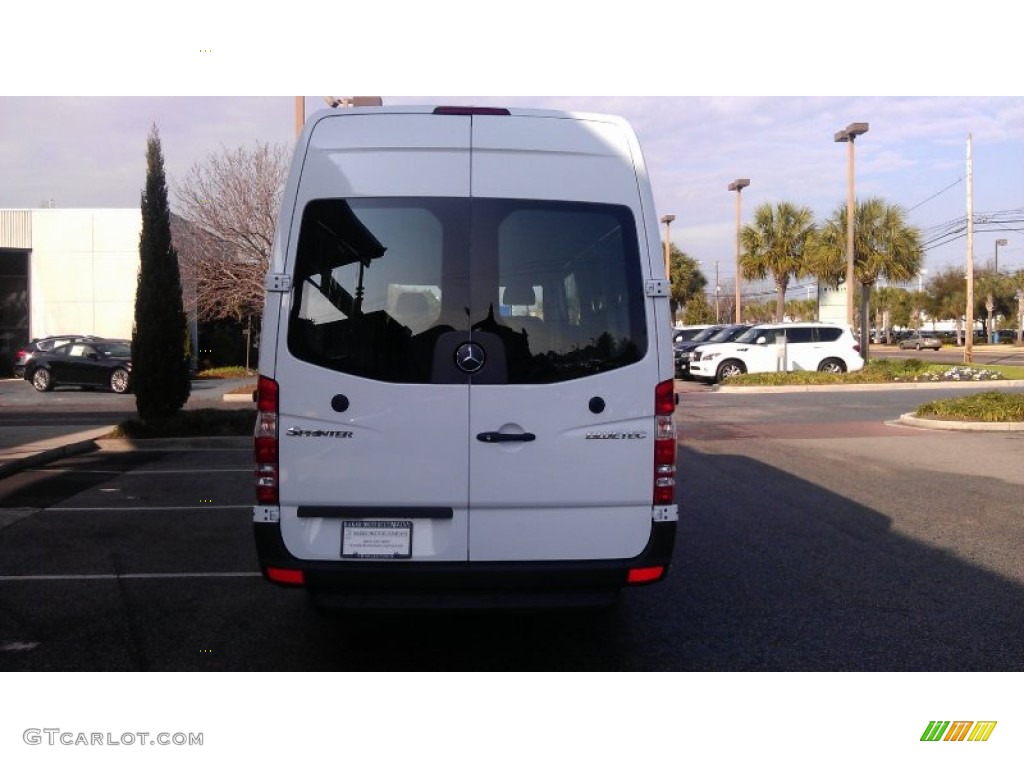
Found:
<box><xmin>253</xmin><ymin>519</ymin><xmax>676</xmax><ymax>609</ymax></box>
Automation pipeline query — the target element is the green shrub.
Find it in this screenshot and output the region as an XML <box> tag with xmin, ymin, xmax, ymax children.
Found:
<box><xmin>195</xmin><ymin>366</ymin><xmax>256</xmax><ymax>379</ymax></box>
<box><xmin>915</xmin><ymin>392</ymin><xmax>1024</xmax><ymax>422</ymax></box>
<box><xmin>721</xmin><ymin>360</ymin><xmax>1007</xmax><ymax>386</ymax></box>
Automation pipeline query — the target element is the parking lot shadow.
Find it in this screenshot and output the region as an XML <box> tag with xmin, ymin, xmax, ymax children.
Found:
<box><xmin>0</xmin><ymin>451</ymin><xmax>167</xmax><ymax>511</ymax></box>
<box><xmin>665</xmin><ymin>443</ymin><xmax>1024</xmax><ymax>670</ymax></box>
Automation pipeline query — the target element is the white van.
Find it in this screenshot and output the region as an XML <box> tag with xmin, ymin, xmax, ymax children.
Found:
<box><xmin>253</xmin><ymin>105</ymin><xmax>678</xmax><ymax>609</ymax></box>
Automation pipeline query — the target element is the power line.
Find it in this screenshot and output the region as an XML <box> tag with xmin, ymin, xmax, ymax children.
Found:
<box><xmin>907</xmin><ymin>177</ymin><xmax>963</xmax><ymax>212</ymax></box>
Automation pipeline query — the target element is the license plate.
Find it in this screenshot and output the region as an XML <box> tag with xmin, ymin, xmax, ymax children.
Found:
<box><xmin>341</xmin><ymin>521</ymin><xmax>413</xmax><ymax>559</ymax></box>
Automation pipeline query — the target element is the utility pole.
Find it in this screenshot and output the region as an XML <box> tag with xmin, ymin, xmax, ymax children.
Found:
<box><xmin>728</xmin><ymin>178</ymin><xmax>750</xmax><ymax>322</ymax></box>
<box><xmin>965</xmin><ymin>134</ymin><xmax>975</xmax><ymax>363</ymax></box>
<box><xmin>295</xmin><ymin>97</ymin><xmax>304</xmax><ymax>138</ymax></box>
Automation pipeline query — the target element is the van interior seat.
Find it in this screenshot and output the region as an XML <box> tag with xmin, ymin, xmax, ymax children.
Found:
<box><xmin>394</xmin><ymin>291</ymin><xmax>435</xmax><ymax>335</ymax></box>
<box><xmin>502</xmin><ymin>282</ymin><xmax>549</xmax><ymax>354</ymax></box>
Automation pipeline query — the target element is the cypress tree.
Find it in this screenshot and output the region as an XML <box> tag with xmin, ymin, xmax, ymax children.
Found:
<box><xmin>133</xmin><ymin>125</ymin><xmax>191</xmax><ymax>420</ymax></box>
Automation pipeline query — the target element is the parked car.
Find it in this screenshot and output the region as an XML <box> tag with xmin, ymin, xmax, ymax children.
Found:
<box><xmin>12</xmin><ymin>334</ymin><xmax>102</xmax><ymax>378</ymax></box>
<box><xmin>898</xmin><ymin>332</ymin><xmax>942</xmax><ymax>351</ymax></box>
<box><xmin>675</xmin><ymin>324</ymin><xmax>751</xmax><ymax>378</ymax></box>
<box><xmin>688</xmin><ymin>322</ymin><xmax>864</xmax><ymax>383</ymax></box>
<box><xmin>673</xmin><ymin>325</ymin><xmax>712</xmax><ymax>345</ymax></box>
<box><xmin>23</xmin><ymin>339</ymin><xmax>132</xmax><ymax>393</ymax></box>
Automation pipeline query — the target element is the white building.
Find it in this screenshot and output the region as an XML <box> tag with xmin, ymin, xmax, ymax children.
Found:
<box><xmin>1</xmin><ymin>208</ymin><xmax>141</xmax><ymax>375</ymax></box>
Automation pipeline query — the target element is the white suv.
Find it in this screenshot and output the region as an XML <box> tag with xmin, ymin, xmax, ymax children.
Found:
<box><xmin>688</xmin><ymin>322</ymin><xmax>864</xmax><ymax>383</ymax></box>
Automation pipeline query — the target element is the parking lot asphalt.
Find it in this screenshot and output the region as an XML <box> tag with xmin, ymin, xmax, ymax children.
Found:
<box><xmin>3</xmin><ymin>373</ymin><xmax>1023</xmax><ymax>672</ymax></box>
<box><xmin>0</xmin><ymin>377</ymin><xmax>255</xmax><ymax>480</ymax></box>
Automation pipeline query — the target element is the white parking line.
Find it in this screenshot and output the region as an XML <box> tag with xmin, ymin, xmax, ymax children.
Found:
<box><xmin>30</xmin><ymin>468</ymin><xmax>251</xmax><ymax>474</ymax></box>
<box><xmin>0</xmin><ymin>572</ymin><xmax>262</xmax><ymax>581</ymax></box>
<box><xmin>44</xmin><ymin>505</ymin><xmax>253</xmax><ymax>511</ymax></box>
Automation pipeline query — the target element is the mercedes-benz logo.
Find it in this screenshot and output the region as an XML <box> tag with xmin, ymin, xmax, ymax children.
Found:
<box><xmin>454</xmin><ymin>342</ymin><xmax>486</xmax><ymax>374</ymax></box>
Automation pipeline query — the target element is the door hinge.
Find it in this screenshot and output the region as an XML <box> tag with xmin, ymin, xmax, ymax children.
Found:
<box><xmin>645</xmin><ymin>279</ymin><xmax>670</xmax><ymax>297</ymax></box>
<box><xmin>266</xmin><ymin>273</ymin><xmax>293</xmax><ymax>292</ymax></box>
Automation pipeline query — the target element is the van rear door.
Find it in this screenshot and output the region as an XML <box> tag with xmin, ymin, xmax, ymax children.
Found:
<box><xmin>465</xmin><ymin>114</ymin><xmax>660</xmax><ymax>561</ymax></box>
<box><xmin>274</xmin><ymin>113</ymin><xmax>474</xmax><ymax>563</ymax></box>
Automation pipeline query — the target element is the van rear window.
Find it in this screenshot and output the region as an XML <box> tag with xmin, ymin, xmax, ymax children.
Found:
<box><xmin>287</xmin><ymin>197</ymin><xmax>647</xmax><ymax>384</ymax></box>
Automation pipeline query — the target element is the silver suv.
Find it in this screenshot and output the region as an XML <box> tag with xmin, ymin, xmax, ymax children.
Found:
<box><xmin>688</xmin><ymin>322</ymin><xmax>864</xmax><ymax>383</ymax></box>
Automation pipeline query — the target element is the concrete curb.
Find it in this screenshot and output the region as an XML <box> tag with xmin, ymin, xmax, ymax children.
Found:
<box><xmin>713</xmin><ymin>379</ymin><xmax>1024</xmax><ymax>395</ymax></box>
<box><xmin>896</xmin><ymin>413</ymin><xmax>1024</xmax><ymax>432</ymax></box>
<box><xmin>0</xmin><ymin>437</ymin><xmax>100</xmax><ymax>480</ymax></box>
<box><xmin>95</xmin><ymin>437</ymin><xmax>251</xmax><ymax>451</ymax></box>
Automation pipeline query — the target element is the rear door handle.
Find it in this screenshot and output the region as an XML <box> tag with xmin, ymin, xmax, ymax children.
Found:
<box><xmin>476</xmin><ymin>431</ymin><xmax>536</xmax><ymax>443</ymax></box>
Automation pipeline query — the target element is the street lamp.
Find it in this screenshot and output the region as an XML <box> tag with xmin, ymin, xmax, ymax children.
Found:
<box><xmin>834</xmin><ymin>122</ymin><xmax>869</xmax><ymax>334</ymax></box>
<box><xmin>660</xmin><ymin>214</ymin><xmax>676</xmax><ymax>324</ymax></box>
<box><xmin>728</xmin><ymin>178</ymin><xmax>750</xmax><ymax>322</ymax></box>
<box><xmin>660</xmin><ymin>214</ymin><xmax>675</xmax><ymax>281</ymax></box>
<box><xmin>995</xmin><ymin>238</ymin><xmax>1007</xmax><ymax>273</ymax></box>
<box><xmin>992</xmin><ymin>239</ymin><xmax>1008</xmax><ymax>343</ymax></box>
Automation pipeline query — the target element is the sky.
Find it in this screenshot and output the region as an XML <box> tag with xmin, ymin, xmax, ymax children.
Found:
<box><xmin>5</xmin><ymin>94</ymin><xmax>1019</xmax><ymax>301</ymax></box>
<box><xmin>2</xmin><ymin>4</ymin><xmax>1022</xmax><ymax>299</ymax></box>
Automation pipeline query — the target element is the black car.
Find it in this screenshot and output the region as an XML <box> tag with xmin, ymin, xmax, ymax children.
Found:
<box><xmin>12</xmin><ymin>334</ymin><xmax>102</xmax><ymax>378</ymax></box>
<box><xmin>674</xmin><ymin>324</ymin><xmax>751</xmax><ymax>378</ymax></box>
<box><xmin>24</xmin><ymin>339</ymin><xmax>132</xmax><ymax>394</ymax></box>
<box><xmin>672</xmin><ymin>326</ymin><xmax>712</xmax><ymax>346</ymax></box>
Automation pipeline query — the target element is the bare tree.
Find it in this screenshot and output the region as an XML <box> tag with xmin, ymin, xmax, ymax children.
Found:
<box><xmin>173</xmin><ymin>142</ymin><xmax>290</xmax><ymax>322</ymax></box>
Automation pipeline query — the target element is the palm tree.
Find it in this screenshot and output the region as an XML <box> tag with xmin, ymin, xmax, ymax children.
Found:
<box><xmin>926</xmin><ymin>266</ymin><xmax>967</xmax><ymax>344</ymax></box>
<box><xmin>808</xmin><ymin>197</ymin><xmax>923</xmax><ymax>358</ymax></box>
<box><xmin>740</xmin><ymin>202</ymin><xmax>817</xmax><ymax>322</ymax></box>
<box><xmin>784</xmin><ymin>298</ymin><xmax>818</xmax><ymax>321</ymax></box>
<box><xmin>743</xmin><ymin>301</ymin><xmax>777</xmax><ymax>323</ymax></box>
<box><xmin>870</xmin><ymin>285</ymin><xmax>908</xmax><ymax>343</ymax></box>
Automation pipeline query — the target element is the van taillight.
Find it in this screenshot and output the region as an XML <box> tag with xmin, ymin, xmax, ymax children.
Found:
<box><xmin>628</xmin><ymin>566</ymin><xmax>665</xmax><ymax>584</ymax></box>
<box><xmin>255</xmin><ymin>375</ymin><xmax>279</xmax><ymax>505</ymax></box>
<box><xmin>265</xmin><ymin>567</ymin><xmax>304</xmax><ymax>586</ymax></box>
<box><xmin>654</xmin><ymin>379</ymin><xmax>677</xmax><ymax>505</ymax></box>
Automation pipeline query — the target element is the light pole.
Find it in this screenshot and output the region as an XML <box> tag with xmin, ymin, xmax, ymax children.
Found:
<box><xmin>995</xmin><ymin>238</ymin><xmax>1007</xmax><ymax>273</ymax></box>
<box><xmin>834</xmin><ymin>123</ymin><xmax>868</xmax><ymax>333</ymax></box>
<box><xmin>660</xmin><ymin>214</ymin><xmax>675</xmax><ymax>323</ymax></box>
<box><xmin>728</xmin><ymin>178</ymin><xmax>750</xmax><ymax>322</ymax></box>
<box><xmin>660</xmin><ymin>213</ymin><xmax>675</xmax><ymax>280</ymax></box>
<box><xmin>993</xmin><ymin>239</ymin><xmax>1007</xmax><ymax>343</ymax></box>
<box><xmin>660</xmin><ymin>214</ymin><xmax>675</xmax><ymax>278</ymax></box>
